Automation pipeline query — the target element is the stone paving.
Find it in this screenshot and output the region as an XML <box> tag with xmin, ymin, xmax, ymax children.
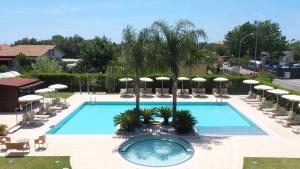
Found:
<box><xmin>1</xmin><ymin>93</ymin><xmax>300</xmax><ymax>169</ymax></box>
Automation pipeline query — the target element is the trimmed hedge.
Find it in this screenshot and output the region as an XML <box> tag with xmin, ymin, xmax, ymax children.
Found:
<box><xmin>22</xmin><ymin>72</ymin><xmax>300</xmax><ymax>111</ymax></box>
<box><xmin>22</xmin><ymin>73</ymin><xmax>249</xmax><ymax>94</ymax></box>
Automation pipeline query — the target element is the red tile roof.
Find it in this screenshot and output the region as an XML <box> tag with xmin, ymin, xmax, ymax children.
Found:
<box><xmin>0</xmin><ymin>45</ymin><xmax>55</xmax><ymax>57</ymax></box>
<box><xmin>0</xmin><ymin>77</ymin><xmax>42</xmax><ymax>87</ymax></box>
<box><xmin>0</xmin><ymin>44</ymin><xmax>10</xmax><ymax>50</ymax></box>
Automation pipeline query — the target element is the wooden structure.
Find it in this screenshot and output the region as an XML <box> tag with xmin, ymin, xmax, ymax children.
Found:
<box><xmin>0</xmin><ymin>77</ymin><xmax>43</xmax><ymax>112</ymax></box>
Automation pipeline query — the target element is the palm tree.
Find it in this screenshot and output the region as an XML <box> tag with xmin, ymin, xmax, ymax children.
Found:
<box><xmin>122</xmin><ymin>26</ymin><xmax>151</xmax><ymax>111</ymax></box>
<box><xmin>150</xmin><ymin>19</ymin><xmax>207</xmax><ymax>119</ymax></box>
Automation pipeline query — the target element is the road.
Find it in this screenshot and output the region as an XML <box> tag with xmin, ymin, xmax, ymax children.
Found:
<box><xmin>273</xmin><ymin>79</ymin><xmax>300</xmax><ymax>91</ymax></box>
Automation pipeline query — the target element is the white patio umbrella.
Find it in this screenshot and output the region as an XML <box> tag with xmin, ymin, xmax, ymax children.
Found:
<box><xmin>140</xmin><ymin>77</ymin><xmax>153</xmax><ymax>89</ymax></box>
<box><xmin>119</xmin><ymin>78</ymin><xmax>133</xmax><ymax>90</ymax></box>
<box><xmin>243</xmin><ymin>80</ymin><xmax>259</xmax><ymax>91</ymax></box>
<box><xmin>254</xmin><ymin>85</ymin><xmax>274</xmax><ymax>98</ymax></box>
<box><xmin>35</xmin><ymin>88</ymin><xmax>55</xmax><ymax>106</ymax></box>
<box><xmin>192</xmin><ymin>77</ymin><xmax>207</xmax><ymax>89</ymax></box>
<box><xmin>267</xmin><ymin>89</ymin><xmax>289</xmax><ymax>109</ymax></box>
<box><xmin>213</xmin><ymin>77</ymin><xmax>229</xmax><ymax>102</ymax></box>
<box><xmin>178</xmin><ymin>77</ymin><xmax>189</xmax><ymax>91</ymax></box>
<box><xmin>18</xmin><ymin>94</ymin><xmax>43</xmax><ymax>124</ymax></box>
<box><xmin>49</xmin><ymin>84</ymin><xmax>68</xmax><ymax>99</ymax></box>
<box><xmin>18</xmin><ymin>95</ymin><xmax>43</xmax><ymax>111</ymax></box>
<box><xmin>35</xmin><ymin>88</ymin><xmax>55</xmax><ymax>94</ymax></box>
<box><xmin>49</xmin><ymin>84</ymin><xmax>68</xmax><ymax>90</ymax></box>
<box><xmin>156</xmin><ymin>77</ymin><xmax>170</xmax><ymax>90</ymax></box>
<box><xmin>282</xmin><ymin>95</ymin><xmax>300</xmax><ymax>118</ymax></box>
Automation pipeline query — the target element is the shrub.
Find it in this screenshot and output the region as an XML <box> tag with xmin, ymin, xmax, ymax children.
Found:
<box><xmin>173</xmin><ymin>110</ymin><xmax>197</xmax><ymax>134</ymax></box>
<box><xmin>141</xmin><ymin>108</ymin><xmax>157</xmax><ymax>124</ymax></box>
<box><xmin>113</xmin><ymin>109</ymin><xmax>140</xmax><ymax>132</ymax></box>
<box><xmin>0</xmin><ymin>65</ymin><xmax>7</xmax><ymax>72</ymax></box>
<box><xmin>156</xmin><ymin>106</ymin><xmax>172</xmax><ymax>125</ymax></box>
<box><xmin>0</xmin><ymin>124</ymin><xmax>8</xmax><ymax>136</ymax></box>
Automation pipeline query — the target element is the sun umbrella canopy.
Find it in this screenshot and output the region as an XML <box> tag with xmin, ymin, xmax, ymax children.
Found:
<box><xmin>156</xmin><ymin>77</ymin><xmax>170</xmax><ymax>81</ymax></box>
<box><xmin>35</xmin><ymin>88</ymin><xmax>55</xmax><ymax>94</ymax></box>
<box><xmin>18</xmin><ymin>95</ymin><xmax>43</xmax><ymax>103</ymax></box>
<box><xmin>282</xmin><ymin>95</ymin><xmax>300</xmax><ymax>102</ymax></box>
<box><xmin>119</xmin><ymin>78</ymin><xmax>133</xmax><ymax>82</ymax></box>
<box><xmin>267</xmin><ymin>89</ymin><xmax>289</xmax><ymax>95</ymax></box>
<box><xmin>243</xmin><ymin>80</ymin><xmax>259</xmax><ymax>85</ymax></box>
<box><xmin>140</xmin><ymin>77</ymin><xmax>153</xmax><ymax>82</ymax></box>
<box><xmin>192</xmin><ymin>77</ymin><xmax>207</xmax><ymax>82</ymax></box>
<box><xmin>254</xmin><ymin>85</ymin><xmax>273</xmax><ymax>90</ymax></box>
<box><xmin>49</xmin><ymin>84</ymin><xmax>68</xmax><ymax>90</ymax></box>
<box><xmin>213</xmin><ymin>77</ymin><xmax>228</xmax><ymax>82</ymax></box>
<box><xmin>178</xmin><ymin>77</ymin><xmax>189</xmax><ymax>81</ymax></box>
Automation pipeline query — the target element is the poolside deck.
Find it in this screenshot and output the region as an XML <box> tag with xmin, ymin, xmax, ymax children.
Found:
<box><xmin>2</xmin><ymin>93</ymin><xmax>300</xmax><ymax>169</ymax></box>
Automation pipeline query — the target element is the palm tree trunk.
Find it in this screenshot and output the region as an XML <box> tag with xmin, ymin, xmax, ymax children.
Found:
<box><xmin>134</xmin><ymin>78</ymin><xmax>140</xmax><ymax>112</ymax></box>
<box><xmin>172</xmin><ymin>75</ymin><xmax>178</xmax><ymax>121</ymax></box>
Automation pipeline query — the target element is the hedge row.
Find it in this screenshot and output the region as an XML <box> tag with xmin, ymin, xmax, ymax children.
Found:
<box><xmin>23</xmin><ymin>73</ymin><xmax>250</xmax><ymax>94</ymax></box>
<box><xmin>23</xmin><ymin>72</ymin><xmax>300</xmax><ymax>111</ymax></box>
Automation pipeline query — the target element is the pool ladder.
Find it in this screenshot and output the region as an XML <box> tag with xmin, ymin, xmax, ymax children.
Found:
<box><xmin>89</xmin><ymin>95</ymin><xmax>96</xmax><ymax>104</ymax></box>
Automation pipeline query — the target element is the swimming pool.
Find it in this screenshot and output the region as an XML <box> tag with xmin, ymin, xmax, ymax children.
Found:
<box><xmin>48</xmin><ymin>102</ymin><xmax>266</xmax><ymax>135</ymax></box>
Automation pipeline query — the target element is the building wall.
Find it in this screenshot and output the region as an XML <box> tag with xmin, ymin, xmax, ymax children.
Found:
<box><xmin>0</xmin><ymin>86</ymin><xmax>18</xmax><ymax>112</ymax></box>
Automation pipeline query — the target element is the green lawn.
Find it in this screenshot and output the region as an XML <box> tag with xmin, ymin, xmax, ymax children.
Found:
<box><xmin>42</xmin><ymin>92</ymin><xmax>74</xmax><ymax>99</ymax></box>
<box><xmin>243</xmin><ymin>157</ymin><xmax>300</xmax><ymax>169</ymax></box>
<box><xmin>0</xmin><ymin>156</ymin><xmax>71</xmax><ymax>169</ymax></box>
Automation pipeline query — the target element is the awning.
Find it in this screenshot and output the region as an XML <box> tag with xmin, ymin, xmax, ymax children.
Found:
<box><xmin>20</xmin><ymin>81</ymin><xmax>44</xmax><ymax>90</ymax></box>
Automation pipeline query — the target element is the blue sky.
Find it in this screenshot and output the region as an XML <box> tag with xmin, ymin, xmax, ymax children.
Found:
<box><xmin>0</xmin><ymin>0</ymin><xmax>299</xmax><ymax>44</ymax></box>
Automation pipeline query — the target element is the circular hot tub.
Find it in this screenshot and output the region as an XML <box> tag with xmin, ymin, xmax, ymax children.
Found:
<box><xmin>119</xmin><ymin>135</ymin><xmax>194</xmax><ymax>167</ymax></box>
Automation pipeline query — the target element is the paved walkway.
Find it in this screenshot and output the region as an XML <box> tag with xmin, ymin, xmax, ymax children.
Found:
<box><xmin>1</xmin><ymin>93</ymin><xmax>300</xmax><ymax>169</ymax></box>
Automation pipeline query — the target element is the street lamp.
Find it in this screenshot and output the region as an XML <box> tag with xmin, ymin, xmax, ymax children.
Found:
<box><xmin>291</xmin><ymin>39</ymin><xmax>295</xmax><ymax>62</ymax></box>
<box><xmin>238</xmin><ymin>33</ymin><xmax>254</xmax><ymax>73</ymax></box>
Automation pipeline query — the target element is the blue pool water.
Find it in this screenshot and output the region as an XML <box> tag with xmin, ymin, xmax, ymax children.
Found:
<box><xmin>119</xmin><ymin>136</ymin><xmax>194</xmax><ymax>167</ymax></box>
<box><xmin>48</xmin><ymin>102</ymin><xmax>266</xmax><ymax>135</ymax></box>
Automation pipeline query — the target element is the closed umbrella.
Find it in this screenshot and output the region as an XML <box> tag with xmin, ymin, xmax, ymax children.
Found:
<box><xmin>156</xmin><ymin>77</ymin><xmax>170</xmax><ymax>91</ymax></box>
<box><xmin>192</xmin><ymin>77</ymin><xmax>206</xmax><ymax>89</ymax></box>
<box><xmin>119</xmin><ymin>78</ymin><xmax>133</xmax><ymax>90</ymax></box>
<box><xmin>282</xmin><ymin>95</ymin><xmax>300</xmax><ymax>118</ymax></box>
<box><xmin>140</xmin><ymin>77</ymin><xmax>153</xmax><ymax>89</ymax></box>
<box><xmin>178</xmin><ymin>77</ymin><xmax>189</xmax><ymax>91</ymax></box>
<box><xmin>254</xmin><ymin>85</ymin><xmax>273</xmax><ymax>98</ymax></box>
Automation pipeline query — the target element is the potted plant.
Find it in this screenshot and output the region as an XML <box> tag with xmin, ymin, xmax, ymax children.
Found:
<box><xmin>114</xmin><ymin>109</ymin><xmax>140</xmax><ymax>132</ymax></box>
<box><xmin>141</xmin><ymin>108</ymin><xmax>157</xmax><ymax>124</ymax></box>
<box><xmin>157</xmin><ymin>106</ymin><xmax>172</xmax><ymax>125</ymax></box>
<box><xmin>0</xmin><ymin>124</ymin><xmax>8</xmax><ymax>136</ymax></box>
<box><xmin>173</xmin><ymin>110</ymin><xmax>197</xmax><ymax>134</ymax></box>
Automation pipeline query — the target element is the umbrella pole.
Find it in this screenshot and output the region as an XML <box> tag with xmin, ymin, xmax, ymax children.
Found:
<box><xmin>145</xmin><ymin>82</ymin><xmax>146</xmax><ymax>89</ymax></box>
<box><xmin>126</xmin><ymin>81</ymin><xmax>128</xmax><ymax>92</ymax></box>
<box><xmin>160</xmin><ymin>80</ymin><xmax>164</xmax><ymax>95</ymax></box>
<box><xmin>220</xmin><ymin>82</ymin><xmax>222</xmax><ymax>102</ymax></box>
<box><xmin>198</xmin><ymin>82</ymin><xmax>200</xmax><ymax>89</ymax></box>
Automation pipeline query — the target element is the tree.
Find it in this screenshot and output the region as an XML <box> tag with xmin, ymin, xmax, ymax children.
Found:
<box><xmin>225</xmin><ymin>20</ymin><xmax>287</xmax><ymax>58</ymax></box>
<box><xmin>291</xmin><ymin>41</ymin><xmax>300</xmax><ymax>61</ymax></box>
<box><xmin>15</xmin><ymin>53</ymin><xmax>32</xmax><ymax>71</ymax></box>
<box><xmin>32</xmin><ymin>57</ymin><xmax>62</xmax><ymax>73</ymax></box>
<box><xmin>121</xmin><ymin>26</ymin><xmax>151</xmax><ymax>111</ymax></box>
<box><xmin>78</xmin><ymin>36</ymin><xmax>117</xmax><ymax>73</ymax></box>
<box><xmin>150</xmin><ymin>19</ymin><xmax>206</xmax><ymax>119</ymax></box>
